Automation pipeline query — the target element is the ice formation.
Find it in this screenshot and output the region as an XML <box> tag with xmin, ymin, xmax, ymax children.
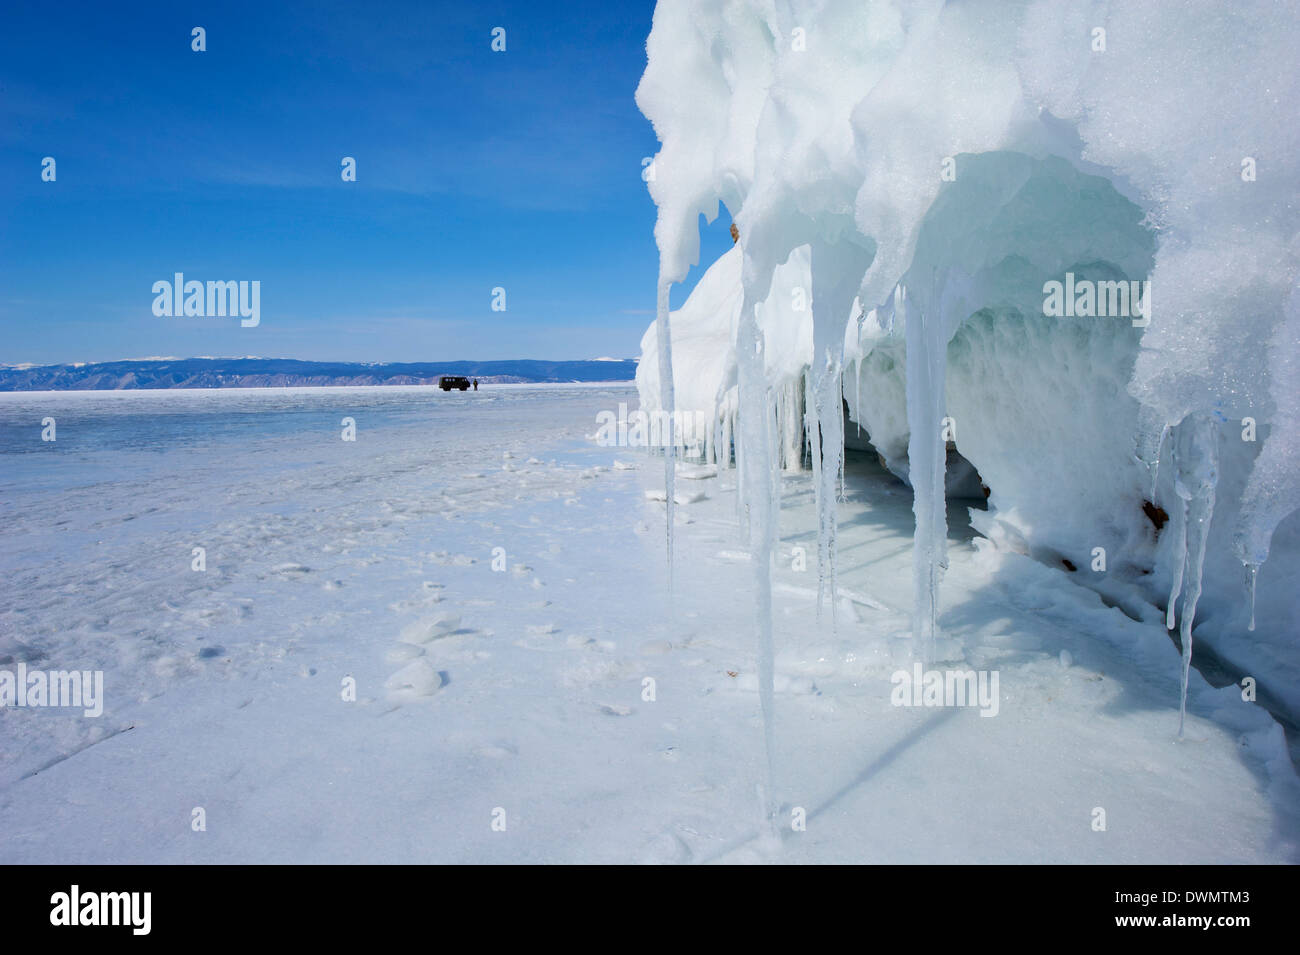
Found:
<box><xmin>634</xmin><ymin>0</ymin><xmax>1300</xmax><ymax>771</ymax></box>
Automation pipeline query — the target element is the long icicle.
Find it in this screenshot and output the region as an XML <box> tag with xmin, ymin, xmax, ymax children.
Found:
<box><xmin>1172</xmin><ymin>412</ymin><xmax>1219</xmax><ymax>738</ymax></box>
<box><xmin>807</xmin><ymin>239</ymin><xmax>872</xmax><ymax>630</ymax></box>
<box><xmin>839</xmin><ymin>386</ymin><xmax>847</xmax><ymax>505</ymax></box>
<box><xmin>805</xmin><ymin>364</ymin><xmax>825</xmax><ymax>617</ymax></box>
<box><xmin>655</xmin><ymin>274</ymin><xmax>676</xmax><ymax>592</ymax></box>
<box><xmin>1166</xmin><ymin>506</ymin><xmax>1187</xmax><ymax>632</ymax></box>
<box><xmin>1246</xmin><ymin>563</ymin><xmax>1258</xmax><ymax>632</ymax></box>
<box><xmin>854</xmin><ymin>356</ymin><xmax>863</xmax><ymax>438</ymax></box>
<box><xmin>736</xmin><ymin>262</ymin><xmax>779</xmax><ymax>847</ymax></box>
<box><xmin>903</xmin><ymin>284</ymin><xmax>944</xmax><ymax>664</ymax></box>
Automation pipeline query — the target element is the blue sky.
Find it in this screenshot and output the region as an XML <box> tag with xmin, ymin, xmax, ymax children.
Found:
<box><xmin>0</xmin><ymin>0</ymin><xmax>734</xmax><ymax>365</ymax></box>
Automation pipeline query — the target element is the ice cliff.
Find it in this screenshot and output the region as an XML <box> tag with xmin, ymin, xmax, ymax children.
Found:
<box><xmin>634</xmin><ymin>0</ymin><xmax>1300</xmax><ymax>735</ymax></box>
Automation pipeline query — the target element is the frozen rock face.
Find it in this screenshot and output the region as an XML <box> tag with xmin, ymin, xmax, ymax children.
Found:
<box><xmin>634</xmin><ymin>0</ymin><xmax>1299</xmax><ymax>701</ymax></box>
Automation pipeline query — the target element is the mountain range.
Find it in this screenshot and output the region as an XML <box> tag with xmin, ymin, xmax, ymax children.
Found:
<box><xmin>0</xmin><ymin>357</ymin><xmax>639</xmax><ymax>391</ymax></box>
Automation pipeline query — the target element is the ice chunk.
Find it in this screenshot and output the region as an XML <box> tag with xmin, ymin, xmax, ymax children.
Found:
<box><xmin>384</xmin><ymin>659</ymin><xmax>443</xmax><ymax>698</ymax></box>
<box><xmin>398</xmin><ymin>613</ymin><xmax>461</xmax><ymax>645</ymax></box>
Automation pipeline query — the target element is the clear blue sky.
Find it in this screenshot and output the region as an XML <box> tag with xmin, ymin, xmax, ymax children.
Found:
<box><xmin>0</xmin><ymin>0</ymin><xmax>733</xmax><ymax>365</ymax></box>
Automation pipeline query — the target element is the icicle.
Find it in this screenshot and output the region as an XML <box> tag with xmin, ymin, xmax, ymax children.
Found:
<box><xmin>778</xmin><ymin>382</ymin><xmax>788</xmax><ymax>470</ymax></box>
<box><xmin>721</xmin><ymin>403</ymin><xmax>733</xmax><ymax>470</ymax></box>
<box><xmin>854</xmin><ymin>356</ymin><xmax>862</xmax><ymax>438</ymax></box>
<box><xmin>705</xmin><ymin>402</ymin><xmax>715</xmax><ymax>466</ymax></box>
<box><xmin>770</xmin><ymin>392</ymin><xmax>783</xmax><ymax>532</ymax></box>
<box><xmin>1150</xmin><ymin>427</ymin><xmax>1166</xmax><ymax>500</ymax></box>
<box><xmin>836</xmin><ymin>364</ymin><xmax>847</xmax><ymax>506</ymax></box>
<box><xmin>775</xmin><ymin>386</ymin><xmax>784</xmax><ymax>470</ymax></box>
<box><xmin>801</xmin><ymin>369</ymin><xmax>812</xmax><ymax>469</ymax></box>
<box><xmin>1134</xmin><ymin>404</ymin><xmax>1169</xmax><ymax>501</ymax></box>
<box><xmin>735</xmin><ymin>258</ymin><xmax>779</xmax><ymax>842</ymax></box>
<box><xmin>804</xmin><ymin>366</ymin><xmax>825</xmax><ymax>615</ymax></box>
<box><xmin>1245</xmin><ymin>563</ymin><xmax>1257</xmax><ymax>632</ymax></box>
<box><xmin>903</xmin><ymin>286</ymin><xmax>945</xmax><ymax>664</ymax></box>
<box><xmin>735</xmin><ymin>404</ymin><xmax>746</xmax><ymax>533</ymax></box>
<box><xmin>1171</xmin><ymin>412</ymin><xmax>1219</xmax><ymax>739</ymax></box>
<box><xmin>814</xmin><ymin>356</ymin><xmax>839</xmax><ymax>624</ymax></box>
<box><xmin>901</xmin><ymin>269</ymin><xmax>974</xmax><ymax>663</ymax></box>
<box><xmin>654</xmin><ymin>275</ymin><xmax>676</xmax><ymax>589</ymax></box>
<box><xmin>806</xmin><ymin>239</ymin><xmax>872</xmax><ymax>628</ymax></box>
<box><xmin>781</xmin><ymin>378</ymin><xmax>803</xmax><ymax>472</ymax></box>
<box><xmin>1165</xmin><ymin>508</ymin><xmax>1186</xmax><ymax>632</ymax></box>
<box><xmin>839</xmin><ymin>388</ymin><xmax>847</xmax><ymax>505</ymax></box>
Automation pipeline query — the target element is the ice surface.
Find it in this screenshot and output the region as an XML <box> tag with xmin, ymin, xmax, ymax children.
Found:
<box><xmin>6</xmin><ymin>0</ymin><xmax>1300</xmax><ymax>865</ymax></box>
<box><xmin>1</xmin><ymin>386</ymin><xmax>1296</xmax><ymax>862</ymax></box>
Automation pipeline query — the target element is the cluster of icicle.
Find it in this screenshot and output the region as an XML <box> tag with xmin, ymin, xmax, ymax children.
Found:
<box><xmin>636</xmin><ymin>0</ymin><xmax>1299</xmax><ymax>830</ymax></box>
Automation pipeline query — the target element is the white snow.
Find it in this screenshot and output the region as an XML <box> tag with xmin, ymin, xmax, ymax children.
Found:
<box><xmin>0</xmin><ymin>386</ymin><xmax>1295</xmax><ymax>862</ymax></box>
<box><xmin>3</xmin><ymin>0</ymin><xmax>1298</xmax><ymax>864</ymax></box>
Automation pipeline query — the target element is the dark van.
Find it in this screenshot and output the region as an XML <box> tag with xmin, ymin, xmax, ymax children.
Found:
<box><xmin>438</xmin><ymin>376</ymin><xmax>471</xmax><ymax>391</ymax></box>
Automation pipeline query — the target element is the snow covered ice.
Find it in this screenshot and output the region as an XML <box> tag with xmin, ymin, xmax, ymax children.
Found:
<box><xmin>3</xmin><ymin>0</ymin><xmax>1300</xmax><ymax>865</ymax></box>
<box><xmin>0</xmin><ymin>376</ymin><xmax>1296</xmax><ymax>864</ymax></box>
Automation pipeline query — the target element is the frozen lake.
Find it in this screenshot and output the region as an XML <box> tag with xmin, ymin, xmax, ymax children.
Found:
<box><xmin>0</xmin><ymin>384</ymin><xmax>1295</xmax><ymax>863</ymax></box>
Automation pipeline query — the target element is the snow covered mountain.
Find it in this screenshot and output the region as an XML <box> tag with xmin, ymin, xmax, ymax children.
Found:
<box><xmin>0</xmin><ymin>357</ymin><xmax>638</xmax><ymax>391</ymax></box>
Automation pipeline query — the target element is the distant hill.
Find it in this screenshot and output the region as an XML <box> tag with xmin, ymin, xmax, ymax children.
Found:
<box><xmin>0</xmin><ymin>357</ymin><xmax>639</xmax><ymax>391</ymax></box>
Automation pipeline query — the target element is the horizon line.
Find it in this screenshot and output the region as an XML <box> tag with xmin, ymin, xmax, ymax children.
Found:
<box><xmin>1</xmin><ymin>355</ymin><xmax>641</xmax><ymax>370</ymax></box>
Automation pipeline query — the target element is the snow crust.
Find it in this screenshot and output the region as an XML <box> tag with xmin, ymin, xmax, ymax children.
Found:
<box><xmin>3</xmin><ymin>387</ymin><xmax>1295</xmax><ymax>862</ymax></box>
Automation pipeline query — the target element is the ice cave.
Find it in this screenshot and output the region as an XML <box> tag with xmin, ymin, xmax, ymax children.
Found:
<box><xmin>633</xmin><ymin>0</ymin><xmax>1300</xmax><ymax>824</ymax></box>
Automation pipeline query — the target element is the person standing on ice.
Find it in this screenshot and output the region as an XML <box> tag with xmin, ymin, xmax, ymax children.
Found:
<box><xmin>473</xmin><ymin>379</ymin><xmax>478</xmax><ymax>391</ymax></box>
